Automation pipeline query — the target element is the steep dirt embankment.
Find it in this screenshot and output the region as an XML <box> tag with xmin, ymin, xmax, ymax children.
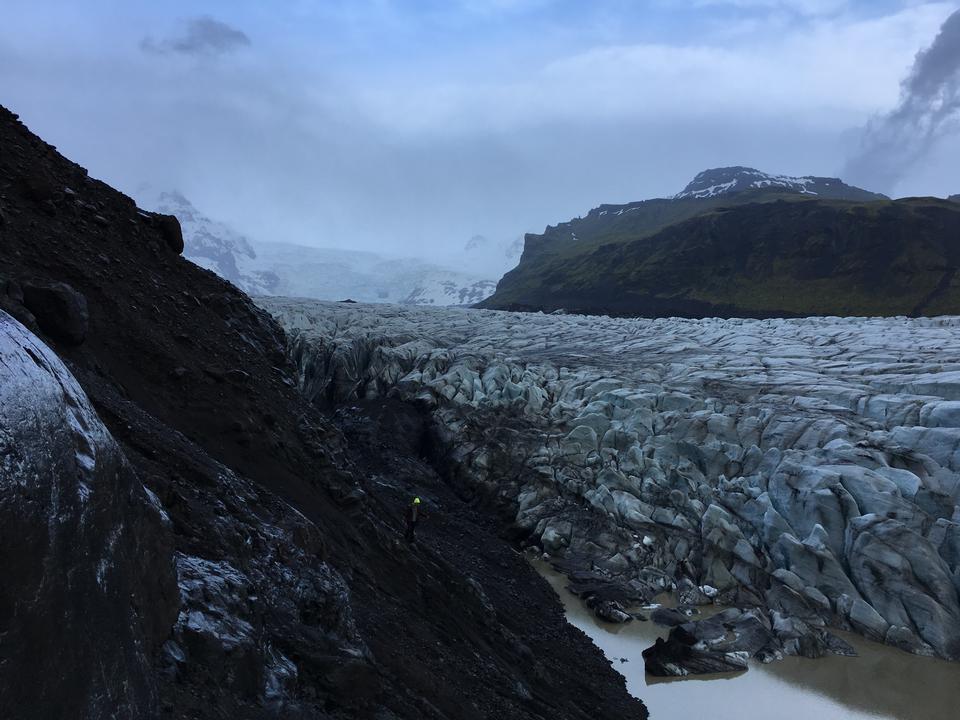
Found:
<box><xmin>0</xmin><ymin>105</ymin><xmax>645</xmax><ymax>720</ymax></box>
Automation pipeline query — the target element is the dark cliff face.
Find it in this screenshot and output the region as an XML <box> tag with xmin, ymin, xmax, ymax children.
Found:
<box><xmin>481</xmin><ymin>181</ymin><xmax>960</xmax><ymax>317</ymax></box>
<box><xmin>0</xmin><ymin>105</ymin><xmax>646</xmax><ymax>720</ymax></box>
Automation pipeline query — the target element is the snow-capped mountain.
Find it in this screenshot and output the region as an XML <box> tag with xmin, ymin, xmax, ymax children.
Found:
<box><xmin>144</xmin><ymin>192</ymin><xmax>504</xmax><ymax>305</ymax></box>
<box><xmin>674</xmin><ymin>166</ymin><xmax>887</xmax><ymax>201</ymax></box>
<box><xmin>481</xmin><ymin>166</ymin><xmax>948</xmax><ymax>315</ymax></box>
<box><xmin>152</xmin><ymin>191</ymin><xmax>281</xmax><ymax>295</ymax></box>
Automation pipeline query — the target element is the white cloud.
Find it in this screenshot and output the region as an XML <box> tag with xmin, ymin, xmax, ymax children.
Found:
<box><xmin>687</xmin><ymin>0</ymin><xmax>852</xmax><ymax>16</ymax></box>
<box><xmin>352</xmin><ymin>2</ymin><xmax>955</xmax><ymax>134</ymax></box>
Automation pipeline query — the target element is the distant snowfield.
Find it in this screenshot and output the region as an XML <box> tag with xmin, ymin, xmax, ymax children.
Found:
<box><xmin>262</xmin><ymin>299</ymin><xmax>960</xmax><ymax>661</ymax></box>
<box><xmin>145</xmin><ymin>191</ymin><xmax>517</xmax><ymax>306</ymax></box>
<box><xmin>238</xmin><ymin>242</ymin><xmax>500</xmax><ymax>306</ymax></box>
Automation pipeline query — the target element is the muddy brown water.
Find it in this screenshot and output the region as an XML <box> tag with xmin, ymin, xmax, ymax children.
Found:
<box><xmin>533</xmin><ymin>561</ymin><xmax>960</xmax><ymax>720</ymax></box>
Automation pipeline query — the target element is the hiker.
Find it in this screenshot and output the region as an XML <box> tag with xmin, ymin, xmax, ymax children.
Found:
<box><xmin>404</xmin><ymin>496</ymin><xmax>422</xmax><ymax>542</ymax></box>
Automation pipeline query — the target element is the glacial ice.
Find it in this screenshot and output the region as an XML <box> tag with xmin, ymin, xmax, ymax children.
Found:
<box><xmin>260</xmin><ymin>299</ymin><xmax>960</xmax><ymax>660</ymax></box>
<box><xmin>0</xmin><ymin>310</ymin><xmax>171</xmax><ymax>713</ymax></box>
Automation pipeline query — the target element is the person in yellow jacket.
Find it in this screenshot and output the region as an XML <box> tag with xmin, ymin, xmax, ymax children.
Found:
<box><xmin>405</xmin><ymin>497</ymin><xmax>423</xmax><ymax>542</ymax></box>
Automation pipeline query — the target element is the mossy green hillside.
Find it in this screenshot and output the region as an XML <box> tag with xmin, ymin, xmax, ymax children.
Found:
<box><xmin>482</xmin><ymin>196</ymin><xmax>960</xmax><ymax>318</ymax></box>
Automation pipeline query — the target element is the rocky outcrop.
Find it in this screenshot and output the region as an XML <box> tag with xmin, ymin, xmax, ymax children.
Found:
<box><xmin>261</xmin><ymin>299</ymin><xmax>960</xmax><ymax>662</ymax></box>
<box><xmin>21</xmin><ymin>280</ymin><xmax>89</xmax><ymax>344</ymax></box>
<box><xmin>0</xmin><ymin>311</ymin><xmax>177</xmax><ymax>718</ymax></box>
<box><xmin>154</xmin><ymin>213</ymin><xmax>184</xmax><ymax>255</ymax></box>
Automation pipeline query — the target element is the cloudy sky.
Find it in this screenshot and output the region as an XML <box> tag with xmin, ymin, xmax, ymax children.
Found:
<box><xmin>2</xmin><ymin>0</ymin><xmax>958</xmax><ymax>257</ymax></box>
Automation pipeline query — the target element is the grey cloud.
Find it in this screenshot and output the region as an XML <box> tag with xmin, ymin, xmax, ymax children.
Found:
<box><xmin>0</xmin><ymin>44</ymin><xmax>853</xmax><ymax>260</ymax></box>
<box><xmin>845</xmin><ymin>9</ymin><xmax>960</xmax><ymax>194</ymax></box>
<box><xmin>141</xmin><ymin>16</ymin><xmax>251</xmax><ymax>57</ymax></box>
<box><xmin>5</xmin><ymin>2</ymin><xmax>955</xmax><ymax>261</ymax></box>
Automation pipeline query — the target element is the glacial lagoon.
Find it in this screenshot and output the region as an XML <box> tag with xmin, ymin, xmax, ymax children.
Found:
<box><xmin>536</xmin><ymin>562</ymin><xmax>960</xmax><ymax>720</ymax></box>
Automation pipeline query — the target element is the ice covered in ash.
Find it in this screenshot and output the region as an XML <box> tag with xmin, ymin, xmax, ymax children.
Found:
<box><xmin>260</xmin><ymin>299</ymin><xmax>960</xmax><ymax>661</ymax></box>
<box><xmin>0</xmin><ymin>311</ymin><xmax>171</xmax><ymax>714</ymax></box>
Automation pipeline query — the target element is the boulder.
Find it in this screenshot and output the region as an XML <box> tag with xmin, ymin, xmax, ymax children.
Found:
<box><xmin>642</xmin><ymin>626</ymin><xmax>749</xmax><ymax>677</ymax></box>
<box><xmin>595</xmin><ymin>600</ymin><xmax>633</xmax><ymax>624</ymax></box>
<box><xmin>651</xmin><ymin>606</ymin><xmax>698</xmax><ymax>627</ymax></box>
<box><xmin>22</xmin><ymin>280</ymin><xmax>89</xmax><ymax>345</ymax></box>
<box><xmin>155</xmin><ymin>213</ymin><xmax>185</xmax><ymax>254</ymax></box>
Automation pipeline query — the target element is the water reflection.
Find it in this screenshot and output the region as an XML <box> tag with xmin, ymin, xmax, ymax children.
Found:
<box><xmin>533</xmin><ymin>560</ymin><xmax>960</xmax><ymax>720</ymax></box>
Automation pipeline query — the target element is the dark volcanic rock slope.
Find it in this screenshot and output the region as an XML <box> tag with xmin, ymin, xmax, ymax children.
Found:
<box><xmin>0</xmin><ymin>105</ymin><xmax>645</xmax><ymax>720</ymax></box>
<box><xmin>480</xmin><ymin>168</ymin><xmax>960</xmax><ymax>318</ymax></box>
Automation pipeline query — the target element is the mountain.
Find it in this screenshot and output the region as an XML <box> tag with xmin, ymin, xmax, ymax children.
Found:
<box><xmin>145</xmin><ymin>192</ymin><xmax>505</xmax><ymax>305</ymax></box>
<box><xmin>0</xmin><ymin>105</ymin><xmax>644</xmax><ymax>718</ymax></box>
<box><xmin>674</xmin><ymin>166</ymin><xmax>886</xmax><ymax>201</ymax></box>
<box><xmin>241</xmin><ymin>242</ymin><xmax>499</xmax><ymax>305</ymax></box>
<box><xmin>479</xmin><ymin>168</ymin><xmax>960</xmax><ymax>318</ymax></box>
<box><xmin>950</xmin><ymin>194</ymin><xmax>960</xmax><ymax>203</ymax></box>
<box><xmin>152</xmin><ymin>191</ymin><xmax>281</xmax><ymax>294</ymax></box>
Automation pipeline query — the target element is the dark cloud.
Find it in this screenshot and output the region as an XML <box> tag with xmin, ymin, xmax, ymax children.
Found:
<box><xmin>845</xmin><ymin>10</ymin><xmax>960</xmax><ymax>194</ymax></box>
<box><xmin>141</xmin><ymin>16</ymin><xmax>251</xmax><ymax>57</ymax></box>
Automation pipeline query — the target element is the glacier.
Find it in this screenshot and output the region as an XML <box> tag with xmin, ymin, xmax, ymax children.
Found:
<box><xmin>147</xmin><ymin>191</ymin><xmax>510</xmax><ymax>306</ymax></box>
<box><xmin>259</xmin><ymin>298</ymin><xmax>960</xmax><ymax>662</ymax></box>
<box><xmin>0</xmin><ymin>310</ymin><xmax>175</xmax><ymax>714</ymax></box>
